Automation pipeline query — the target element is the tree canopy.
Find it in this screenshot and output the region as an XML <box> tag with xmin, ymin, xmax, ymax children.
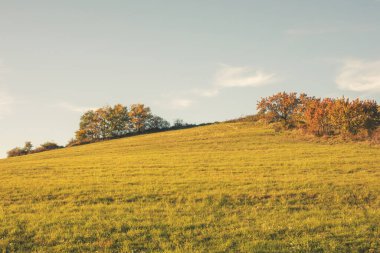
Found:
<box><xmin>74</xmin><ymin>103</ymin><xmax>171</xmax><ymax>144</ymax></box>
<box><xmin>257</xmin><ymin>92</ymin><xmax>380</xmax><ymax>137</ymax></box>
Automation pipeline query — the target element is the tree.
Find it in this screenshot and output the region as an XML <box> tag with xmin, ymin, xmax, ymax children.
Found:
<box><xmin>173</xmin><ymin>119</ymin><xmax>186</xmax><ymax>128</ymax></box>
<box><xmin>327</xmin><ymin>98</ymin><xmax>378</xmax><ymax>136</ymax></box>
<box><xmin>146</xmin><ymin>115</ymin><xmax>170</xmax><ymax>131</ymax></box>
<box><xmin>257</xmin><ymin>92</ymin><xmax>300</xmax><ymax>127</ymax></box>
<box><xmin>23</xmin><ymin>141</ymin><xmax>33</xmax><ymax>153</ymax></box>
<box><xmin>108</xmin><ymin>104</ymin><xmax>129</xmax><ymax>137</ymax></box>
<box><xmin>303</xmin><ymin>98</ymin><xmax>334</xmax><ymax>135</ymax></box>
<box><xmin>73</xmin><ymin>103</ymin><xmax>169</xmax><ymax>143</ymax></box>
<box><xmin>76</xmin><ymin>104</ymin><xmax>129</xmax><ymax>141</ymax></box>
<box><xmin>294</xmin><ymin>93</ymin><xmax>315</xmax><ymax>127</ymax></box>
<box><xmin>128</xmin><ymin>104</ymin><xmax>151</xmax><ymax>133</ymax></box>
<box><xmin>359</xmin><ymin>99</ymin><xmax>379</xmax><ymax>135</ymax></box>
<box><xmin>257</xmin><ymin>92</ymin><xmax>379</xmax><ymax>138</ymax></box>
<box><xmin>76</xmin><ymin>110</ymin><xmax>99</xmax><ymax>141</ymax></box>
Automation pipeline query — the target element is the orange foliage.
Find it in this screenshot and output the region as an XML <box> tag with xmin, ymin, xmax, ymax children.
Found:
<box><xmin>257</xmin><ymin>92</ymin><xmax>379</xmax><ymax>138</ymax></box>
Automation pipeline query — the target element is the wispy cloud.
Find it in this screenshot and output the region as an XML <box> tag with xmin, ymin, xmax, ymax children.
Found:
<box><xmin>58</xmin><ymin>102</ymin><xmax>97</xmax><ymax>113</ymax></box>
<box><xmin>336</xmin><ymin>59</ymin><xmax>380</xmax><ymax>92</ymax></box>
<box><xmin>170</xmin><ymin>98</ymin><xmax>193</xmax><ymax>109</ymax></box>
<box><xmin>158</xmin><ymin>64</ymin><xmax>276</xmax><ymax>109</ymax></box>
<box><xmin>195</xmin><ymin>64</ymin><xmax>276</xmax><ymax>97</ymax></box>
<box><xmin>193</xmin><ymin>88</ymin><xmax>220</xmax><ymax>97</ymax></box>
<box><xmin>214</xmin><ymin>64</ymin><xmax>276</xmax><ymax>88</ymax></box>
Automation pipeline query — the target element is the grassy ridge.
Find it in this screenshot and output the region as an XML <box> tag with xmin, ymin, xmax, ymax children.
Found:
<box><xmin>0</xmin><ymin>122</ymin><xmax>379</xmax><ymax>252</ymax></box>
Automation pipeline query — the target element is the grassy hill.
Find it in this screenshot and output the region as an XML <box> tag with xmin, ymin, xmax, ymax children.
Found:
<box><xmin>0</xmin><ymin>122</ymin><xmax>379</xmax><ymax>252</ymax></box>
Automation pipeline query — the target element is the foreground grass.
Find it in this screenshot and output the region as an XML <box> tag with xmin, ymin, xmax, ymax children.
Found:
<box><xmin>0</xmin><ymin>122</ymin><xmax>379</xmax><ymax>252</ymax></box>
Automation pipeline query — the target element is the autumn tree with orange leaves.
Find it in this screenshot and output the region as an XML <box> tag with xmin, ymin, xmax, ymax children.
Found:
<box><xmin>257</xmin><ymin>92</ymin><xmax>301</xmax><ymax>128</ymax></box>
<box><xmin>128</xmin><ymin>104</ymin><xmax>152</xmax><ymax>133</ymax></box>
<box><xmin>257</xmin><ymin>92</ymin><xmax>379</xmax><ymax>138</ymax></box>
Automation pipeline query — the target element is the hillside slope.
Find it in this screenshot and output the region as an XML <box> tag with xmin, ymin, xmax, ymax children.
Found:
<box><xmin>0</xmin><ymin>122</ymin><xmax>379</xmax><ymax>252</ymax></box>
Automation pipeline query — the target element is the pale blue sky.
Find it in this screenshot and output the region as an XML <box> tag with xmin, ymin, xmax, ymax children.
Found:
<box><xmin>1</xmin><ymin>0</ymin><xmax>380</xmax><ymax>157</ymax></box>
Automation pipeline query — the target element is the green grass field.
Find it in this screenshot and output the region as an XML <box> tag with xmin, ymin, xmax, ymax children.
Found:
<box><xmin>0</xmin><ymin>122</ymin><xmax>379</xmax><ymax>252</ymax></box>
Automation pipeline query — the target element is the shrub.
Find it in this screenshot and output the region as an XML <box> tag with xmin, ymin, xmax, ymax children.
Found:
<box><xmin>271</xmin><ymin>122</ymin><xmax>285</xmax><ymax>133</ymax></box>
<box><xmin>7</xmin><ymin>142</ymin><xmax>33</xmax><ymax>157</ymax></box>
<box><xmin>7</xmin><ymin>147</ymin><xmax>27</xmax><ymax>157</ymax></box>
<box><xmin>31</xmin><ymin>142</ymin><xmax>63</xmax><ymax>154</ymax></box>
<box><xmin>40</xmin><ymin>142</ymin><xmax>62</xmax><ymax>150</ymax></box>
<box><xmin>370</xmin><ymin>128</ymin><xmax>380</xmax><ymax>144</ymax></box>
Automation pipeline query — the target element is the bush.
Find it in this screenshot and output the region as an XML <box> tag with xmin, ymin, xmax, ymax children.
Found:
<box><xmin>31</xmin><ymin>142</ymin><xmax>63</xmax><ymax>154</ymax></box>
<box><xmin>350</xmin><ymin>129</ymin><xmax>369</xmax><ymax>141</ymax></box>
<box><xmin>7</xmin><ymin>147</ymin><xmax>27</xmax><ymax>158</ymax></box>
<box><xmin>370</xmin><ymin>128</ymin><xmax>380</xmax><ymax>144</ymax></box>
<box><xmin>66</xmin><ymin>138</ymin><xmax>92</xmax><ymax>147</ymax></box>
<box><xmin>8</xmin><ymin>141</ymin><xmax>63</xmax><ymax>157</ymax></box>
<box><xmin>271</xmin><ymin>122</ymin><xmax>285</xmax><ymax>133</ymax></box>
<box><xmin>31</xmin><ymin>146</ymin><xmax>47</xmax><ymax>154</ymax></box>
<box><xmin>7</xmin><ymin>142</ymin><xmax>33</xmax><ymax>157</ymax></box>
<box><xmin>40</xmin><ymin>142</ymin><xmax>62</xmax><ymax>150</ymax></box>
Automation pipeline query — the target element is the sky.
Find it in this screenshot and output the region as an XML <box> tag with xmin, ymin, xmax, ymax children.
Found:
<box><xmin>1</xmin><ymin>0</ymin><xmax>380</xmax><ymax>157</ymax></box>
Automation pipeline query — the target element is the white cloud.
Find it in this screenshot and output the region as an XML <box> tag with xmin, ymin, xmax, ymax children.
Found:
<box><xmin>58</xmin><ymin>102</ymin><xmax>96</xmax><ymax>113</ymax></box>
<box><xmin>193</xmin><ymin>88</ymin><xmax>220</xmax><ymax>97</ymax></box>
<box><xmin>336</xmin><ymin>59</ymin><xmax>380</xmax><ymax>92</ymax></box>
<box><xmin>170</xmin><ymin>98</ymin><xmax>193</xmax><ymax>109</ymax></box>
<box><xmin>193</xmin><ymin>64</ymin><xmax>276</xmax><ymax>97</ymax></box>
<box><xmin>159</xmin><ymin>64</ymin><xmax>276</xmax><ymax>109</ymax></box>
<box><xmin>215</xmin><ymin>65</ymin><xmax>275</xmax><ymax>88</ymax></box>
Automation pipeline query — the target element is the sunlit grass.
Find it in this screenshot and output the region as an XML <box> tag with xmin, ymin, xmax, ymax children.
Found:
<box><xmin>0</xmin><ymin>122</ymin><xmax>379</xmax><ymax>252</ymax></box>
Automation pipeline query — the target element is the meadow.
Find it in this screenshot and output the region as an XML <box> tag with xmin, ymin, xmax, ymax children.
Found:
<box><xmin>0</xmin><ymin>122</ymin><xmax>379</xmax><ymax>252</ymax></box>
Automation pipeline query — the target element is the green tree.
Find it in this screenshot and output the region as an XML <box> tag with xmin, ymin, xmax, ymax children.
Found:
<box><xmin>146</xmin><ymin>115</ymin><xmax>170</xmax><ymax>131</ymax></box>
<box><xmin>76</xmin><ymin>104</ymin><xmax>129</xmax><ymax>141</ymax></box>
<box><xmin>23</xmin><ymin>141</ymin><xmax>33</xmax><ymax>153</ymax></box>
<box><xmin>108</xmin><ymin>104</ymin><xmax>129</xmax><ymax>137</ymax></box>
<box><xmin>76</xmin><ymin>110</ymin><xmax>99</xmax><ymax>141</ymax></box>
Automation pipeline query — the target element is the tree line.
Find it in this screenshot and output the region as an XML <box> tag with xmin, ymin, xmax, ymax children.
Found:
<box><xmin>67</xmin><ymin>103</ymin><xmax>185</xmax><ymax>146</ymax></box>
<box><xmin>6</xmin><ymin>94</ymin><xmax>380</xmax><ymax>157</ymax></box>
<box><xmin>257</xmin><ymin>92</ymin><xmax>380</xmax><ymax>138</ymax></box>
<box><xmin>7</xmin><ymin>103</ymin><xmax>194</xmax><ymax>157</ymax></box>
<box><xmin>7</xmin><ymin>141</ymin><xmax>63</xmax><ymax>157</ymax></box>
